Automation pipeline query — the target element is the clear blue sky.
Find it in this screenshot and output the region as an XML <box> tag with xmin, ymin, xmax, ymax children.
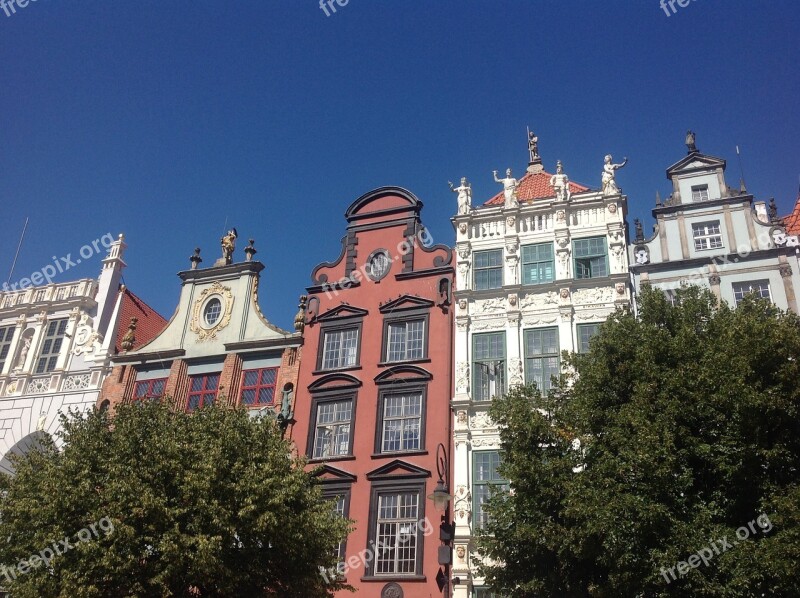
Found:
<box><xmin>2</xmin><ymin>1</ymin><xmax>798</xmax><ymax>329</ymax></box>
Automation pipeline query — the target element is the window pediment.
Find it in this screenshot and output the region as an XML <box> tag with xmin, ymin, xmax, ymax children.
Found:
<box><xmin>316</xmin><ymin>304</ymin><xmax>369</xmax><ymax>322</ymax></box>
<box><xmin>374</xmin><ymin>365</ymin><xmax>432</xmax><ymax>385</ymax></box>
<box><xmin>366</xmin><ymin>459</ymin><xmax>431</xmax><ymax>481</ymax></box>
<box><xmin>308</xmin><ymin>373</ymin><xmax>362</xmax><ymax>392</ymax></box>
<box><xmin>379</xmin><ymin>295</ymin><xmax>434</xmax><ymax>313</ymax></box>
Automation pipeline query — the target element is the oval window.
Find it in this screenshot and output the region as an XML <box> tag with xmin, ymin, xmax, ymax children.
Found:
<box><xmin>203</xmin><ymin>298</ymin><xmax>223</xmax><ymax>327</ymax></box>
<box><xmin>366</xmin><ymin>250</ymin><xmax>391</xmax><ymax>281</ymax></box>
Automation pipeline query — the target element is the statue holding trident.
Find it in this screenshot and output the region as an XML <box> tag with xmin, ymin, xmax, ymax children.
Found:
<box><xmin>449</xmin><ymin>177</ymin><xmax>472</xmax><ymax>215</ymax></box>
<box><xmin>601</xmin><ymin>155</ymin><xmax>628</xmax><ymax>196</ymax></box>
<box><xmin>493</xmin><ymin>168</ymin><xmax>519</xmax><ymax>208</ymax></box>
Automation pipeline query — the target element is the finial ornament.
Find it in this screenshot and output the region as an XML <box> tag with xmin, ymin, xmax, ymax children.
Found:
<box><xmin>294</xmin><ymin>295</ymin><xmax>307</xmax><ymax>332</ymax></box>
<box><xmin>549</xmin><ymin>160</ymin><xmax>570</xmax><ymax>201</ymax></box>
<box><xmin>493</xmin><ymin>168</ymin><xmax>519</xmax><ymax>208</ymax></box>
<box><xmin>220</xmin><ymin>228</ymin><xmax>238</xmax><ymax>265</ymax></box>
<box><xmin>601</xmin><ymin>154</ymin><xmax>627</xmax><ymax>196</ymax></box>
<box><xmin>120</xmin><ymin>317</ymin><xmax>138</xmax><ymax>352</ymax></box>
<box><xmin>686</xmin><ymin>130</ymin><xmax>698</xmax><ymax>153</ymax></box>
<box><xmin>244</xmin><ymin>239</ymin><xmax>257</xmax><ymax>262</ymax></box>
<box><xmin>449</xmin><ymin>177</ymin><xmax>472</xmax><ymax>215</ymax></box>
<box><xmin>528</xmin><ymin>130</ymin><xmax>540</xmax><ymax>163</ymax></box>
<box><xmin>769</xmin><ymin>199</ymin><xmax>780</xmax><ymax>223</ymax></box>
<box><xmin>634</xmin><ymin>218</ymin><xmax>644</xmax><ymax>243</ymax></box>
<box><xmin>190</xmin><ymin>247</ymin><xmax>203</xmax><ymax>270</ymax></box>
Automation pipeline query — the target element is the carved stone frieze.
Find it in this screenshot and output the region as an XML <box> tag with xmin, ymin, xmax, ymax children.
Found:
<box><xmin>456</xmin><ymin>362</ymin><xmax>470</xmax><ymax>392</ymax></box>
<box><xmin>473</xmin><ymin>297</ymin><xmax>506</xmax><ymax>314</ymax></box>
<box><xmin>519</xmin><ymin>291</ymin><xmax>559</xmax><ymax>309</ymax></box>
<box><xmin>572</xmin><ymin>287</ymin><xmax>614</xmax><ymax>305</ymax></box>
<box><xmin>508</xmin><ymin>357</ymin><xmax>524</xmax><ymax>386</ymax></box>
<box><xmin>470</xmin><ymin>319</ymin><xmax>506</xmax><ymax>331</ymax></box>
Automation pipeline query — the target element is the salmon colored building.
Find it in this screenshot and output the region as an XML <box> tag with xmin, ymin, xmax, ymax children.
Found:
<box><xmin>292</xmin><ymin>187</ymin><xmax>455</xmax><ymax>597</ymax></box>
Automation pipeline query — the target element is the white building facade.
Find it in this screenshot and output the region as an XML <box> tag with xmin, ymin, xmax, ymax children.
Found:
<box><xmin>450</xmin><ymin>143</ymin><xmax>632</xmax><ymax>597</ymax></box>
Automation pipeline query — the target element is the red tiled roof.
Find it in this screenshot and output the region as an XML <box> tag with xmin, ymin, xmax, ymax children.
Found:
<box><xmin>782</xmin><ymin>187</ymin><xmax>800</xmax><ymax>235</ymax></box>
<box><xmin>484</xmin><ymin>170</ymin><xmax>591</xmax><ymax>206</ymax></box>
<box><xmin>114</xmin><ymin>288</ymin><xmax>168</xmax><ymax>354</ymax></box>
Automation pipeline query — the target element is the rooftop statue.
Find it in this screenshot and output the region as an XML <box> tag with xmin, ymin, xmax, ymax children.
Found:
<box><xmin>549</xmin><ymin>160</ymin><xmax>570</xmax><ymax>201</ymax></box>
<box><xmin>493</xmin><ymin>168</ymin><xmax>519</xmax><ymax>208</ymax></box>
<box><xmin>449</xmin><ymin>177</ymin><xmax>472</xmax><ymax>215</ymax></box>
<box><xmin>601</xmin><ymin>154</ymin><xmax>627</xmax><ymax>196</ymax></box>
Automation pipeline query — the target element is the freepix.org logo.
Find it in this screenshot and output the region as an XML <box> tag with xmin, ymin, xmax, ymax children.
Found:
<box><xmin>1</xmin><ymin>0</ymin><xmax>38</xmax><ymax>18</ymax></box>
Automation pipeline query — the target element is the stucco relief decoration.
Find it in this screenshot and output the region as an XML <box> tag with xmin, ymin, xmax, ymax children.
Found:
<box><xmin>520</xmin><ymin>291</ymin><xmax>559</xmax><ymax>309</ymax></box>
<box><xmin>456</xmin><ymin>362</ymin><xmax>470</xmax><ymax>392</ymax></box>
<box><xmin>508</xmin><ymin>293</ymin><xmax>518</xmax><ymax>307</ymax></box>
<box><xmin>458</xmin><ymin>222</ymin><xmax>467</xmax><ymax>234</ymax></box>
<box><xmin>63</xmin><ymin>373</ymin><xmax>91</xmax><ymax>391</ymax></box>
<box><xmin>457</xmin><ymin>243</ymin><xmax>471</xmax><ymax>260</ymax></box>
<box><xmin>608</xmin><ymin>202</ymin><xmax>618</xmax><ymax>214</ymax></box>
<box><xmin>558</xmin><ymin>250</ymin><xmax>570</xmax><ymax>273</ymax></box>
<box><xmin>456</xmin><ymin>410</ymin><xmax>468</xmax><ymax>427</ymax></box>
<box><xmin>453</xmin><ymin>485</ymin><xmax>471</xmax><ymax>521</ymax></box>
<box><xmin>381</xmin><ymin>582</ymin><xmax>403</xmax><ymax>598</ymax></box>
<box><xmin>456</xmin><ymin>545</ymin><xmax>467</xmax><ymax>561</ymax></box>
<box><xmin>559</xmin><ymin>288</ymin><xmax>571</xmax><ymax>303</ymax></box>
<box><xmin>508</xmin><ymin>357</ymin><xmax>524</xmax><ymax>386</ymax></box>
<box><xmin>190</xmin><ymin>281</ymin><xmax>234</xmax><ymax>341</ymax></box>
<box><xmin>458</xmin><ymin>299</ymin><xmax>467</xmax><ymax>311</ymax></box>
<box><xmin>474</xmin><ymin>297</ymin><xmax>506</xmax><ymax>314</ymax></box>
<box><xmin>5</xmin><ymin>380</ymin><xmax>18</xmax><ymax>395</ymax></box>
<box><xmin>27</xmin><ymin>377</ymin><xmax>51</xmax><ymax>394</ymax></box>
<box><xmin>780</xmin><ymin>264</ymin><xmax>793</xmax><ymax>278</ymax></box>
<box><xmin>635</xmin><ymin>246</ymin><xmax>650</xmax><ymax>264</ymax></box>
<box><xmin>458</xmin><ymin>263</ymin><xmax>470</xmax><ymax>290</ymax></box>
<box><xmin>556</xmin><ymin>210</ymin><xmax>566</xmax><ymax>223</ymax></box>
<box><xmin>471</xmin><ymin>319</ymin><xmax>506</xmax><ymax>331</ymax></box>
<box><xmin>505</xmin><ymin>238</ymin><xmax>518</xmax><ymax>254</ymax></box>
<box><xmin>506</xmin><ymin>216</ymin><xmax>516</xmax><ymax>229</ymax></box>
<box><xmin>608</xmin><ymin>230</ymin><xmax>623</xmax><ymax>244</ymax></box>
<box><xmin>456</xmin><ymin>318</ymin><xmax>469</xmax><ymax>331</ymax></box>
<box><xmin>573</xmin><ymin>288</ymin><xmax>614</xmax><ymax>305</ymax></box>
<box><xmin>615</xmin><ymin>282</ymin><xmax>626</xmax><ymax>296</ymax></box>
<box><xmin>470</xmin><ymin>412</ymin><xmax>494</xmax><ymax>429</ymax></box>
<box><xmin>72</xmin><ymin>314</ymin><xmax>104</xmax><ymax>356</ymax></box>
<box><xmin>471</xmin><ymin>437</ymin><xmax>500</xmax><ymax>448</ymax></box>
<box><xmin>611</xmin><ymin>244</ymin><xmax>625</xmax><ymax>266</ymax></box>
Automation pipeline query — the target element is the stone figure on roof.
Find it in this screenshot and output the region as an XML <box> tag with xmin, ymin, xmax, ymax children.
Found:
<box><xmin>528</xmin><ymin>130</ymin><xmax>539</xmax><ymax>162</ymax></box>
<box><xmin>549</xmin><ymin>160</ymin><xmax>570</xmax><ymax>201</ymax></box>
<box><xmin>601</xmin><ymin>154</ymin><xmax>627</xmax><ymax>196</ymax></box>
<box><xmin>493</xmin><ymin>168</ymin><xmax>519</xmax><ymax>208</ymax></box>
<box><xmin>221</xmin><ymin>228</ymin><xmax>238</xmax><ymax>264</ymax></box>
<box><xmin>449</xmin><ymin>177</ymin><xmax>472</xmax><ymax>215</ymax></box>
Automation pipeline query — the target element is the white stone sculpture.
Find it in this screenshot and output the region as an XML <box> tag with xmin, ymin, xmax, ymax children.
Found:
<box><xmin>449</xmin><ymin>177</ymin><xmax>472</xmax><ymax>215</ymax></box>
<box><xmin>493</xmin><ymin>168</ymin><xmax>519</xmax><ymax>208</ymax></box>
<box><xmin>549</xmin><ymin>160</ymin><xmax>571</xmax><ymax>201</ymax></box>
<box><xmin>601</xmin><ymin>154</ymin><xmax>628</xmax><ymax>196</ymax></box>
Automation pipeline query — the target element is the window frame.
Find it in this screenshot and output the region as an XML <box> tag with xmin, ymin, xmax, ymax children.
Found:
<box><xmin>472</xmin><ymin>331</ymin><xmax>506</xmax><ymax>402</ymax></box>
<box><xmin>239</xmin><ymin>366</ymin><xmax>279</xmax><ymax>407</ymax></box>
<box><xmin>381</xmin><ymin>309</ymin><xmax>429</xmax><ymax>364</ymax></box>
<box><xmin>573</xmin><ymin>237</ymin><xmax>608</xmax><ymax>280</ymax></box>
<box><xmin>691</xmin><ymin>184</ymin><xmax>710</xmax><ymax>202</ymax></box>
<box><xmin>0</xmin><ymin>326</ymin><xmax>14</xmax><ymax>372</ymax></box>
<box><xmin>307</xmin><ymin>390</ymin><xmax>358</xmax><ymax>462</ymax></box>
<box><xmin>317</xmin><ymin>321</ymin><xmax>363</xmax><ymax>372</ymax></box>
<box><xmin>472</xmin><ymin>450</ymin><xmax>508</xmax><ymax>530</ymax></box>
<box><xmin>473</xmin><ymin>249</ymin><xmax>504</xmax><ymax>291</ymax></box>
<box><xmin>35</xmin><ymin>319</ymin><xmax>68</xmax><ymax>374</ymax></box>
<box><xmin>364</xmin><ymin>479</ymin><xmax>427</xmax><ymax>579</ymax></box>
<box><xmin>374</xmin><ymin>385</ymin><xmax>427</xmax><ymax>455</ymax></box>
<box><xmin>732</xmin><ymin>279</ymin><xmax>771</xmax><ymax>305</ymax></box>
<box><xmin>692</xmin><ymin>221</ymin><xmax>724</xmax><ymax>251</ymax></box>
<box><xmin>521</xmin><ymin>242</ymin><xmax>555</xmax><ymax>285</ymax></box>
<box><xmin>523</xmin><ymin>327</ymin><xmax>560</xmax><ymax>393</ymax></box>
<box><xmin>321</xmin><ymin>483</ymin><xmax>352</xmax><ymax>565</ymax></box>
<box><xmin>133</xmin><ymin>378</ymin><xmax>167</xmax><ymax>401</ymax></box>
<box><xmin>576</xmin><ymin>323</ymin><xmax>601</xmax><ymax>354</ymax></box>
<box><xmin>186</xmin><ymin>372</ymin><xmax>220</xmax><ymax>412</ymax></box>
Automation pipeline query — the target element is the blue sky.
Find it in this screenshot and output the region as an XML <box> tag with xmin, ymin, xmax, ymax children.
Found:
<box><xmin>2</xmin><ymin>1</ymin><xmax>798</xmax><ymax>329</ymax></box>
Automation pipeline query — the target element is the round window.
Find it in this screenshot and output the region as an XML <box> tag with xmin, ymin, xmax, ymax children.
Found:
<box><xmin>203</xmin><ymin>298</ymin><xmax>223</xmax><ymax>327</ymax></box>
<box><xmin>366</xmin><ymin>250</ymin><xmax>391</xmax><ymax>281</ymax></box>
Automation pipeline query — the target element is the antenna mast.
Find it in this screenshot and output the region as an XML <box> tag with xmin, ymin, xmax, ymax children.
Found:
<box><xmin>6</xmin><ymin>217</ymin><xmax>29</xmax><ymax>287</ymax></box>
<box><xmin>736</xmin><ymin>145</ymin><xmax>747</xmax><ymax>193</ymax></box>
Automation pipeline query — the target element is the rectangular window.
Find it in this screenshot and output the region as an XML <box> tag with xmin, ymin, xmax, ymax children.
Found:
<box><xmin>474</xmin><ymin>249</ymin><xmax>503</xmax><ymax>290</ymax></box>
<box><xmin>312</xmin><ymin>398</ymin><xmax>353</xmax><ymax>459</ymax></box>
<box><xmin>576</xmin><ymin>323</ymin><xmax>601</xmax><ymax>354</ymax></box>
<box><xmin>322</xmin><ymin>489</ymin><xmax>350</xmax><ymax>563</ymax></box>
<box><xmin>0</xmin><ymin>326</ymin><xmax>14</xmax><ymax>372</ymax></box>
<box><xmin>573</xmin><ymin>237</ymin><xmax>608</xmax><ymax>279</ymax></box>
<box><xmin>524</xmin><ymin>328</ymin><xmax>560</xmax><ymax>392</ymax></box>
<box><xmin>732</xmin><ymin>280</ymin><xmax>771</xmax><ymax>305</ymax></box>
<box><xmin>35</xmin><ymin>319</ymin><xmax>68</xmax><ymax>374</ymax></box>
<box><xmin>186</xmin><ymin>373</ymin><xmax>219</xmax><ymax>411</ymax></box>
<box><xmin>374</xmin><ymin>491</ymin><xmax>420</xmax><ymax>575</ymax></box>
<box><xmin>240</xmin><ymin>367</ymin><xmax>278</xmax><ymax>406</ymax></box>
<box><xmin>380</xmin><ymin>391</ymin><xmax>422</xmax><ymax>453</ymax></box>
<box><xmin>473</xmin><ymin>332</ymin><xmax>505</xmax><ymax>402</ymax></box>
<box><xmin>321</xmin><ymin>328</ymin><xmax>359</xmax><ymax>370</ymax></box>
<box><xmin>386</xmin><ymin>319</ymin><xmax>425</xmax><ymax>362</ymax></box>
<box><xmin>521</xmin><ymin>242</ymin><xmax>555</xmax><ymax>285</ymax></box>
<box><xmin>473</xmin><ymin>451</ymin><xmax>508</xmax><ymax>529</ymax></box>
<box><xmin>691</xmin><ymin>185</ymin><xmax>709</xmax><ymax>202</ymax></box>
<box><xmin>133</xmin><ymin>378</ymin><xmax>166</xmax><ymax>401</ymax></box>
<box><xmin>692</xmin><ymin>222</ymin><xmax>723</xmax><ymax>251</ymax></box>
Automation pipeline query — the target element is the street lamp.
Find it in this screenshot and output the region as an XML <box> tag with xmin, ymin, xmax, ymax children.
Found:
<box><xmin>427</xmin><ymin>443</ymin><xmax>458</xmax><ymax>596</ymax></box>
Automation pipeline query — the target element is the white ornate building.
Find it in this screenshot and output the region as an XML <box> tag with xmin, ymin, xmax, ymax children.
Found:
<box><xmin>0</xmin><ymin>236</ymin><xmax>165</xmax><ymax>474</ymax></box>
<box><xmin>450</xmin><ymin>139</ymin><xmax>632</xmax><ymax>597</ymax></box>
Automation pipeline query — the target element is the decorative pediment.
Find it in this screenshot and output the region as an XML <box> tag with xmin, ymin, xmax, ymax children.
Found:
<box><xmin>308</xmin><ymin>373</ymin><xmax>362</xmax><ymax>392</ymax></box>
<box><xmin>316</xmin><ymin>304</ymin><xmax>369</xmax><ymax>322</ymax></box>
<box><xmin>666</xmin><ymin>152</ymin><xmax>726</xmax><ymax>176</ymax></box>
<box><xmin>379</xmin><ymin>295</ymin><xmax>435</xmax><ymax>313</ymax></box>
<box><xmin>366</xmin><ymin>459</ymin><xmax>431</xmax><ymax>481</ymax></box>
<box><xmin>314</xmin><ymin>464</ymin><xmax>357</xmax><ymax>484</ymax></box>
<box><xmin>374</xmin><ymin>365</ymin><xmax>432</xmax><ymax>385</ymax></box>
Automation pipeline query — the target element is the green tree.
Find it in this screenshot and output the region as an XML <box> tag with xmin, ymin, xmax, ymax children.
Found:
<box><xmin>476</xmin><ymin>286</ymin><xmax>800</xmax><ymax>597</ymax></box>
<box><xmin>0</xmin><ymin>400</ymin><xmax>350</xmax><ymax>597</ymax></box>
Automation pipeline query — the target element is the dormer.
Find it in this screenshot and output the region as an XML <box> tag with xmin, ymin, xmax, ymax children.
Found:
<box><xmin>665</xmin><ymin>135</ymin><xmax>728</xmax><ymax>205</ymax></box>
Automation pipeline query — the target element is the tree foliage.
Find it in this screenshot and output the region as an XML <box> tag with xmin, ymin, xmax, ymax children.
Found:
<box><xmin>0</xmin><ymin>401</ymin><xmax>350</xmax><ymax>597</ymax></box>
<box><xmin>476</xmin><ymin>286</ymin><xmax>800</xmax><ymax>597</ymax></box>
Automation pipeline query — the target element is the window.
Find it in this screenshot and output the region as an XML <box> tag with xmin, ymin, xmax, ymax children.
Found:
<box><xmin>474</xmin><ymin>249</ymin><xmax>503</xmax><ymax>290</ymax></box>
<box><xmin>576</xmin><ymin>323</ymin><xmax>601</xmax><ymax>354</ymax></box>
<box><xmin>521</xmin><ymin>242</ymin><xmax>555</xmax><ymax>285</ymax></box>
<box><xmin>385</xmin><ymin>319</ymin><xmax>425</xmax><ymax>362</ymax></box>
<box><xmin>732</xmin><ymin>280</ymin><xmax>771</xmax><ymax>305</ymax></box>
<box><xmin>34</xmin><ymin>289</ymin><xmax>46</xmax><ymax>302</ymax></box>
<box><xmin>374</xmin><ymin>491</ymin><xmax>420</xmax><ymax>575</ymax></box>
<box><xmin>240</xmin><ymin>367</ymin><xmax>278</xmax><ymax>406</ymax></box>
<box><xmin>203</xmin><ymin>298</ymin><xmax>222</xmax><ymax>327</ymax></box>
<box><xmin>35</xmin><ymin>319</ymin><xmax>67</xmax><ymax>374</ymax></box>
<box><xmin>133</xmin><ymin>378</ymin><xmax>166</xmax><ymax>401</ymax></box>
<box><xmin>692</xmin><ymin>222</ymin><xmax>723</xmax><ymax>251</ymax></box>
<box><xmin>312</xmin><ymin>398</ymin><xmax>354</xmax><ymax>459</ymax></box>
<box><xmin>186</xmin><ymin>373</ymin><xmax>219</xmax><ymax>411</ymax></box>
<box><xmin>380</xmin><ymin>391</ymin><xmax>422</xmax><ymax>453</ymax></box>
<box><xmin>473</xmin><ymin>451</ymin><xmax>508</xmax><ymax>529</ymax></box>
<box><xmin>691</xmin><ymin>185</ymin><xmax>709</xmax><ymax>202</ymax></box>
<box><xmin>475</xmin><ymin>590</ymin><xmax>506</xmax><ymax>598</ymax></box>
<box><xmin>322</xmin><ymin>489</ymin><xmax>350</xmax><ymax>563</ymax></box>
<box><xmin>366</xmin><ymin>249</ymin><xmax>391</xmax><ymax>281</ymax></box>
<box><xmin>473</xmin><ymin>332</ymin><xmax>505</xmax><ymax>402</ymax></box>
<box><xmin>321</xmin><ymin>328</ymin><xmax>359</xmax><ymax>370</ymax></box>
<box><xmin>524</xmin><ymin>328</ymin><xmax>560</xmax><ymax>392</ymax></box>
<box><xmin>0</xmin><ymin>326</ymin><xmax>14</xmax><ymax>372</ymax></box>
<box><xmin>573</xmin><ymin>237</ymin><xmax>608</xmax><ymax>279</ymax></box>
